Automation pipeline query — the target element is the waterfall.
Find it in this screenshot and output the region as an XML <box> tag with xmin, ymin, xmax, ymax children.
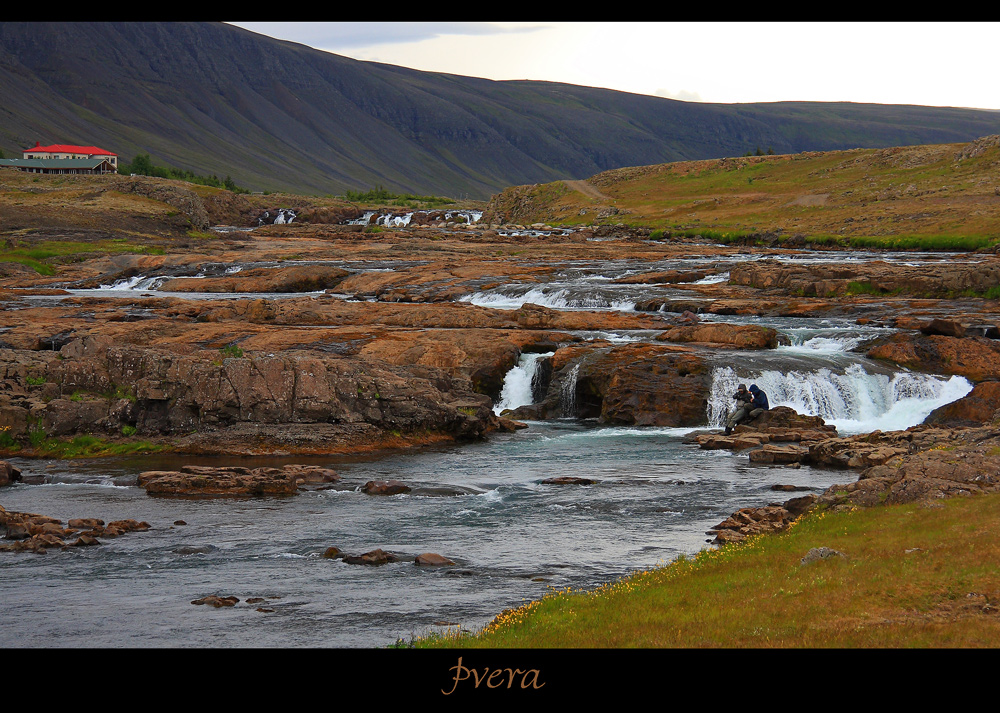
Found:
<box><xmin>99</xmin><ymin>275</ymin><xmax>170</xmax><ymax>291</ymax></box>
<box><xmin>461</xmin><ymin>286</ymin><xmax>638</xmax><ymax>311</ymax></box>
<box><xmin>377</xmin><ymin>213</ymin><xmax>413</xmax><ymax>228</ymax></box>
<box><xmin>560</xmin><ymin>363</ymin><xmax>581</xmax><ymax>418</ymax></box>
<box><xmin>707</xmin><ymin>364</ymin><xmax>973</xmax><ymax>434</ymax></box>
<box><xmin>347</xmin><ymin>211</ymin><xmax>376</xmax><ymax>226</ymax></box>
<box><xmin>494</xmin><ymin>352</ymin><xmax>553</xmax><ymax>415</ymax></box>
<box><xmin>257</xmin><ymin>208</ymin><xmax>296</xmax><ymax>226</ymax></box>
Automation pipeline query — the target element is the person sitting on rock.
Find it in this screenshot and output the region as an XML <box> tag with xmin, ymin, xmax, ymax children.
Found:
<box><xmin>724</xmin><ymin>383</ymin><xmax>770</xmax><ymax>434</ymax></box>
<box><xmin>724</xmin><ymin>384</ymin><xmax>752</xmax><ymax>435</ymax></box>
<box><xmin>748</xmin><ymin>383</ymin><xmax>769</xmax><ymax>415</ymax></box>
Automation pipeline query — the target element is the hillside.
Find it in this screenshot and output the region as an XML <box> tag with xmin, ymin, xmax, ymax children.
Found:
<box><xmin>484</xmin><ymin>135</ymin><xmax>1000</xmax><ymax>240</ymax></box>
<box><xmin>2</xmin><ymin>22</ymin><xmax>1000</xmax><ymax>199</ymax></box>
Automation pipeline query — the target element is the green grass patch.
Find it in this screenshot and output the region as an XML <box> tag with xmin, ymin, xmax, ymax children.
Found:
<box><xmin>0</xmin><ymin>240</ymin><xmax>165</xmax><ymax>274</ymax></box>
<box><xmin>845</xmin><ymin>281</ymin><xmax>901</xmax><ymax>296</ymax></box>
<box><xmin>414</xmin><ymin>493</ymin><xmax>1000</xmax><ymax>648</ymax></box>
<box><xmin>0</xmin><ymin>430</ymin><xmax>20</xmax><ymax>452</ymax></box>
<box><xmin>219</xmin><ymin>344</ymin><xmax>244</xmax><ymax>359</ymax></box>
<box><xmin>31</xmin><ymin>433</ymin><xmax>164</xmax><ymax>458</ymax></box>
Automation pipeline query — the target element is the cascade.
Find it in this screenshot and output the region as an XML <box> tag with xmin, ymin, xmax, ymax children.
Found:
<box><xmin>707</xmin><ymin>364</ymin><xmax>973</xmax><ymax>433</ymax></box>
<box><xmin>493</xmin><ymin>352</ymin><xmax>554</xmax><ymax>415</ymax></box>
<box><xmin>347</xmin><ymin>211</ymin><xmax>376</xmax><ymax>225</ymax></box>
<box><xmin>560</xmin><ymin>363</ymin><xmax>581</xmax><ymax>418</ymax></box>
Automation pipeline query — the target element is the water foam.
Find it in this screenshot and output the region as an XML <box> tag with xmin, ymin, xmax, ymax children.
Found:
<box><xmin>708</xmin><ymin>364</ymin><xmax>973</xmax><ymax>434</ymax></box>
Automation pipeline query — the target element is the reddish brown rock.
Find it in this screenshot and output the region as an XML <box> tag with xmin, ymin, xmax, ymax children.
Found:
<box><xmin>192</xmin><ymin>596</ymin><xmax>240</xmax><ymax>607</ymax></box>
<box><xmin>814</xmin><ymin>425</ymin><xmax>1000</xmax><ymax>510</ymax></box>
<box><xmin>158</xmin><ymin>265</ymin><xmax>350</xmax><ymax>293</ymax></box>
<box><xmin>657</xmin><ymin>323</ymin><xmax>779</xmax><ymax>349</ymax></box>
<box><xmin>748</xmin><ymin>443</ymin><xmax>810</xmax><ymax>464</ymax></box>
<box><xmin>924</xmin><ymin>381</ymin><xmax>1000</xmax><ymax>427</ymax></box>
<box><xmin>730</xmin><ymin>258</ymin><xmax>1000</xmax><ymax>297</ymax></box>
<box><xmin>67</xmin><ymin>518</ymin><xmax>105</xmax><ymax>529</ymax></box>
<box><xmin>867</xmin><ymin>333</ymin><xmax>1000</xmax><ymax>382</ymax></box>
<box><xmin>139</xmin><ymin>465</ymin><xmax>301</xmax><ymax>497</ymax></box>
<box><xmin>0</xmin><ymin>460</ymin><xmax>21</xmax><ymax>486</ymax></box>
<box><xmin>343</xmin><ymin>548</ymin><xmax>398</xmax><ymax>565</ymax></box>
<box><xmin>362</xmin><ymin>480</ymin><xmax>411</xmax><ymax>495</ymax></box>
<box><xmin>540</xmin><ymin>476</ymin><xmax>598</xmax><ymax>485</ymax></box>
<box><xmin>414</xmin><ymin>553</ymin><xmax>455</xmax><ymax>566</ymax></box>
<box><xmin>521</xmin><ymin>343</ymin><xmax>711</xmax><ymax>426</ymax></box>
<box><xmin>920</xmin><ymin>319</ymin><xmax>966</xmax><ymax>338</ymax></box>
<box><xmin>708</xmin><ymin>505</ymin><xmax>794</xmax><ymax>544</ymax></box>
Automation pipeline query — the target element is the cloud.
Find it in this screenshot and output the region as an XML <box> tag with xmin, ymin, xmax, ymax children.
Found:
<box><xmin>232</xmin><ymin>22</ymin><xmax>548</xmax><ymax>51</ymax></box>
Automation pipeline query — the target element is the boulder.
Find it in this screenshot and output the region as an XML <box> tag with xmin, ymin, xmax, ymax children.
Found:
<box><xmin>362</xmin><ymin>480</ymin><xmax>411</xmax><ymax>495</ymax></box>
<box><xmin>923</xmin><ymin>381</ymin><xmax>1000</xmax><ymax>426</ymax></box>
<box><xmin>524</xmin><ymin>343</ymin><xmax>711</xmax><ymax>426</ymax></box>
<box><xmin>748</xmin><ymin>443</ymin><xmax>810</xmax><ymax>464</ymax></box>
<box><xmin>343</xmin><ymin>548</ymin><xmax>398</xmax><ymax>565</ymax></box>
<box><xmin>0</xmin><ymin>460</ymin><xmax>21</xmax><ymax>486</ymax></box>
<box><xmin>139</xmin><ymin>465</ymin><xmax>302</xmax><ymax>497</ymax></box>
<box><xmin>920</xmin><ymin>319</ymin><xmax>966</xmax><ymax>338</ymax></box>
<box><xmin>414</xmin><ymin>553</ymin><xmax>455</xmax><ymax>566</ymax></box>
<box><xmin>657</xmin><ymin>323</ymin><xmax>779</xmax><ymax>349</ymax></box>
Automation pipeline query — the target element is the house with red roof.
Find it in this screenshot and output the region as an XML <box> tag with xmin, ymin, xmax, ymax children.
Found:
<box><xmin>23</xmin><ymin>142</ymin><xmax>118</xmax><ymax>168</ymax></box>
<box><xmin>0</xmin><ymin>141</ymin><xmax>119</xmax><ymax>175</ymax></box>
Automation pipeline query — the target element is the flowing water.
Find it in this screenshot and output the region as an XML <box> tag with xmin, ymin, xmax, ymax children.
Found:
<box><xmin>0</xmin><ymin>248</ymin><xmax>976</xmax><ymax>647</ymax></box>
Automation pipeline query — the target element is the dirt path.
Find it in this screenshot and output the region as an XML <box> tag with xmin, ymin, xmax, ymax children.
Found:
<box><xmin>562</xmin><ymin>180</ymin><xmax>612</xmax><ymax>202</ymax></box>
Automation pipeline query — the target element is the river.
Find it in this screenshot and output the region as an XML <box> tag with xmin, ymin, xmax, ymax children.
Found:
<box><xmin>0</xmin><ymin>249</ymin><xmax>973</xmax><ymax>648</ymax></box>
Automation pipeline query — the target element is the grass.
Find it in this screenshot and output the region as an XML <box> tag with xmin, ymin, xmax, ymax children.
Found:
<box><xmin>0</xmin><ymin>239</ymin><xmax>165</xmax><ymax>275</ymax></box>
<box><xmin>23</xmin><ymin>432</ymin><xmax>164</xmax><ymax>458</ymax></box>
<box><xmin>414</xmin><ymin>493</ymin><xmax>1000</xmax><ymax>648</ymax></box>
<box><xmin>494</xmin><ymin>142</ymin><xmax>1000</xmax><ymax>241</ymax></box>
<box><xmin>845</xmin><ymin>281</ymin><xmax>902</xmax><ymax>296</ymax></box>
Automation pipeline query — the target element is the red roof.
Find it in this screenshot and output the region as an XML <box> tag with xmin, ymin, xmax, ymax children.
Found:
<box><xmin>26</xmin><ymin>142</ymin><xmax>116</xmax><ymax>156</ymax></box>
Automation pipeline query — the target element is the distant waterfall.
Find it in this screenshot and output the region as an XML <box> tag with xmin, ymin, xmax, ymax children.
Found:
<box><xmin>707</xmin><ymin>364</ymin><xmax>973</xmax><ymax>433</ymax></box>
<box><xmin>494</xmin><ymin>352</ymin><xmax>553</xmax><ymax>415</ymax></box>
<box><xmin>560</xmin><ymin>363</ymin><xmax>581</xmax><ymax>418</ymax></box>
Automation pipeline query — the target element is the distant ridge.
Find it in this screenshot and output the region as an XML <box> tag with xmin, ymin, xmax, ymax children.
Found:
<box><xmin>1</xmin><ymin>22</ymin><xmax>999</xmax><ymax>199</ymax></box>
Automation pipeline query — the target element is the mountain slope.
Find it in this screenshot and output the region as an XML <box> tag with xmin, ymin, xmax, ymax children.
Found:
<box><xmin>1</xmin><ymin>22</ymin><xmax>999</xmax><ymax>199</ymax></box>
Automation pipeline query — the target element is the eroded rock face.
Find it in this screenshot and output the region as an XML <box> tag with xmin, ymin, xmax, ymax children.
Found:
<box><xmin>516</xmin><ymin>343</ymin><xmax>712</xmax><ymax>426</ymax></box>
<box><xmin>867</xmin><ymin>333</ymin><xmax>1000</xmax><ymax>382</ymax></box>
<box><xmin>0</xmin><ymin>339</ymin><xmax>500</xmax><ymax>453</ymax></box>
<box><xmin>815</xmin><ymin>427</ymin><xmax>1000</xmax><ymax>509</ymax></box>
<box><xmin>730</xmin><ymin>258</ymin><xmax>1000</xmax><ymax>297</ymax></box>
<box><xmin>924</xmin><ymin>381</ymin><xmax>1000</xmax><ymax>427</ymax></box>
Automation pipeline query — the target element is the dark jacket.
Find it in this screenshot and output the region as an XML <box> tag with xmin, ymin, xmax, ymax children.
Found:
<box><xmin>749</xmin><ymin>386</ymin><xmax>769</xmax><ymax>410</ymax></box>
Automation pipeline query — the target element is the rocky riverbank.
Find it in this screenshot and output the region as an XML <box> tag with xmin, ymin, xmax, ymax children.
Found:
<box><xmin>4</xmin><ymin>172</ymin><xmax>1000</xmax><ymax>567</ymax></box>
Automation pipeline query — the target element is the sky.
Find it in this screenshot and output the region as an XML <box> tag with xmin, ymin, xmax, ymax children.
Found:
<box><xmin>228</xmin><ymin>22</ymin><xmax>1000</xmax><ymax>111</ymax></box>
